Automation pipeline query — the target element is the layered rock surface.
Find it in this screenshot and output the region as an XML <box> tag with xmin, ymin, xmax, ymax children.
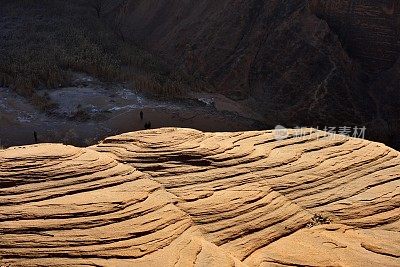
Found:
<box><xmin>1</xmin><ymin>128</ymin><xmax>399</xmax><ymax>266</ymax></box>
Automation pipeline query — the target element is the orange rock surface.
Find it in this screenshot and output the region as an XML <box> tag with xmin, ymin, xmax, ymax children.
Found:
<box><xmin>1</xmin><ymin>128</ymin><xmax>399</xmax><ymax>266</ymax></box>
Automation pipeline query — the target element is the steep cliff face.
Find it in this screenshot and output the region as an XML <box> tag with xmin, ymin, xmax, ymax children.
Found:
<box><xmin>310</xmin><ymin>0</ymin><xmax>400</xmax><ymax>75</ymax></box>
<box><xmin>369</xmin><ymin>57</ymin><xmax>400</xmax><ymax>147</ymax></box>
<box><xmin>112</xmin><ymin>0</ymin><xmax>400</xmax><ymax>148</ymax></box>
<box><xmin>124</xmin><ymin>0</ymin><xmax>309</xmax><ymax>97</ymax></box>
<box><xmin>309</xmin><ymin>0</ymin><xmax>400</xmax><ymax>148</ymax></box>
<box><xmin>121</xmin><ymin>0</ymin><xmax>373</xmax><ymax>127</ymax></box>
<box><xmin>126</xmin><ymin>0</ymin><xmax>400</xmax><ymax>76</ymax></box>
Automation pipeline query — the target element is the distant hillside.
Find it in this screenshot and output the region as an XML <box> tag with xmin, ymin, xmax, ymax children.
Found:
<box><xmin>0</xmin><ymin>0</ymin><xmax>202</xmax><ymax>108</ymax></box>
<box><xmin>1</xmin><ymin>0</ymin><xmax>399</xmax><ymax>149</ymax></box>
<box><xmin>112</xmin><ymin>0</ymin><xmax>400</xmax><ymax>148</ymax></box>
<box><xmin>310</xmin><ymin>0</ymin><xmax>400</xmax><ymax>74</ymax></box>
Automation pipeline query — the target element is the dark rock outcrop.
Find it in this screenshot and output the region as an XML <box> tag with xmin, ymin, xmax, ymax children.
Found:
<box><xmin>310</xmin><ymin>0</ymin><xmax>400</xmax><ymax>75</ymax></box>
<box><xmin>120</xmin><ymin>0</ymin><xmax>373</xmax><ymax>124</ymax></box>
<box><xmin>309</xmin><ymin>0</ymin><xmax>400</xmax><ymax>148</ymax></box>
<box><xmin>369</xmin><ymin>57</ymin><xmax>400</xmax><ymax>147</ymax></box>
<box><xmin>112</xmin><ymin>0</ymin><xmax>399</xmax><ymax>147</ymax></box>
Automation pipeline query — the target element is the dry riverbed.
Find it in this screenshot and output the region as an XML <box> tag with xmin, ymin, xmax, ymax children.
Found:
<box><xmin>0</xmin><ymin>74</ymin><xmax>264</xmax><ymax>147</ymax></box>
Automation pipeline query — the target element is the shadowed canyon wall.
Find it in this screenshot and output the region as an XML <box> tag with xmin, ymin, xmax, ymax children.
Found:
<box><xmin>120</xmin><ymin>0</ymin><xmax>370</xmax><ymax>122</ymax></box>
<box><xmin>110</xmin><ymin>0</ymin><xmax>399</xmax><ymax>147</ymax></box>
<box><xmin>309</xmin><ymin>1</ymin><xmax>400</xmax><ymax>149</ymax></box>
<box><xmin>310</xmin><ymin>0</ymin><xmax>400</xmax><ymax>74</ymax></box>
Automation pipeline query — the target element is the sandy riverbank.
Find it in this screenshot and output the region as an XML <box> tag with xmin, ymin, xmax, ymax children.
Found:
<box><xmin>0</xmin><ymin>75</ymin><xmax>265</xmax><ymax>147</ymax></box>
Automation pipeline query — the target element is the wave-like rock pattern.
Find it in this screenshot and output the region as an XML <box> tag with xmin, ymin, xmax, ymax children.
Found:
<box><xmin>0</xmin><ymin>144</ymin><xmax>243</xmax><ymax>266</ymax></box>
<box><xmin>1</xmin><ymin>128</ymin><xmax>399</xmax><ymax>266</ymax></box>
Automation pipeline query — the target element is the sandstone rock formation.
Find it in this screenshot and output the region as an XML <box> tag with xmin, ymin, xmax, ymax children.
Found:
<box><xmin>1</xmin><ymin>128</ymin><xmax>399</xmax><ymax>266</ymax></box>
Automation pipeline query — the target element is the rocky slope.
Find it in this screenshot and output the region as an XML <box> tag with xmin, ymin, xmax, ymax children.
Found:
<box><xmin>310</xmin><ymin>1</ymin><xmax>400</xmax><ymax>149</ymax></box>
<box><xmin>310</xmin><ymin>0</ymin><xmax>400</xmax><ymax>74</ymax></box>
<box><xmin>369</xmin><ymin>57</ymin><xmax>400</xmax><ymax>148</ymax></box>
<box><xmin>1</xmin><ymin>128</ymin><xmax>399</xmax><ymax>266</ymax></box>
<box><xmin>122</xmin><ymin>0</ymin><xmax>369</xmax><ymax>122</ymax></box>
<box><xmin>115</xmin><ymin>0</ymin><xmax>400</xmax><ymax>147</ymax></box>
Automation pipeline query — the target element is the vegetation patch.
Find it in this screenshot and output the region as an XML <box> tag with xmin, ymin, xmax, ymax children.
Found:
<box><xmin>0</xmin><ymin>0</ymin><xmax>209</xmax><ymax>110</ymax></box>
<box><xmin>307</xmin><ymin>213</ymin><xmax>332</xmax><ymax>228</ymax></box>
